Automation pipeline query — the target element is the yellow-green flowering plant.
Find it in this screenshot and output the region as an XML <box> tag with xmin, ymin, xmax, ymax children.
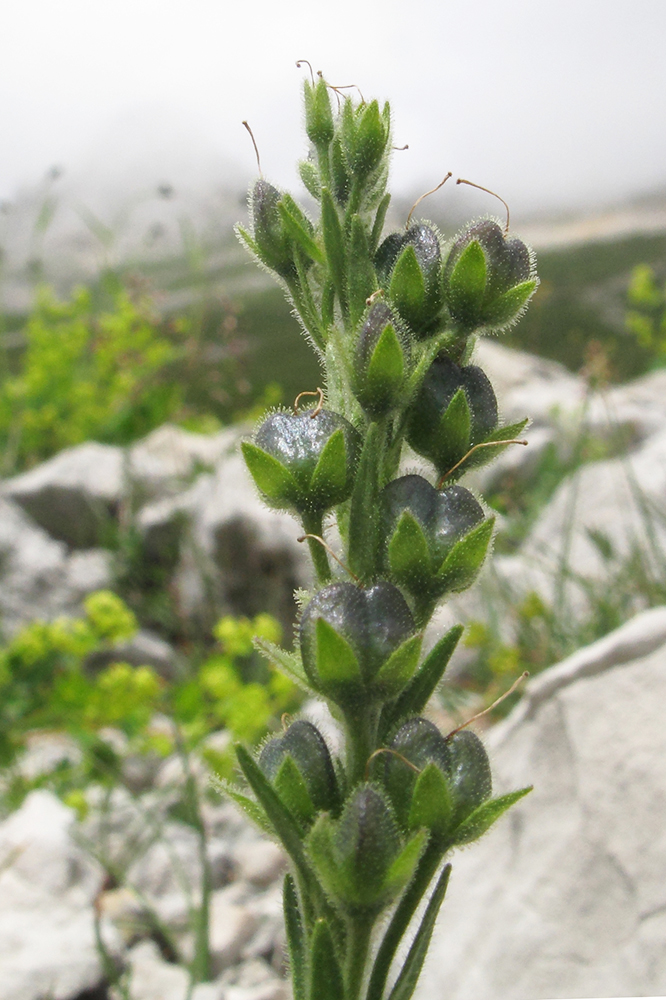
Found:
<box><xmin>227</xmin><ymin>71</ymin><xmax>537</xmax><ymax>1000</ymax></box>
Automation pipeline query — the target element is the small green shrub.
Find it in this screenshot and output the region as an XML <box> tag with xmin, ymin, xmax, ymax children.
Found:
<box><xmin>0</xmin><ymin>286</ymin><xmax>183</xmax><ymax>471</ymax></box>
<box><xmin>0</xmin><ymin>591</ymin><xmax>299</xmax><ymax>803</ymax></box>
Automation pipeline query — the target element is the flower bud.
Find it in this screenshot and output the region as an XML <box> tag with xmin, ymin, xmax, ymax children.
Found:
<box><xmin>306</xmin><ymin>783</ymin><xmax>425</xmax><ymax>913</ymax></box>
<box><xmin>375</xmin><ymin>224</ymin><xmax>442</xmax><ymax>336</ymax></box>
<box><xmin>303</xmin><ymin>77</ymin><xmax>334</xmax><ymax>149</ymax></box>
<box><xmin>341</xmin><ymin>99</ymin><xmax>390</xmax><ymax>180</ymax></box>
<box><xmin>299</xmin><ymin>582</ymin><xmax>418</xmax><ymax>702</ymax></box>
<box><xmin>443</xmin><ymin>220</ymin><xmax>537</xmax><ymax>332</ymax></box>
<box><xmin>352</xmin><ymin>302</ymin><xmax>409</xmax><ymax>416</ymax></box>
<box><xmin>251</xmin><ymin>180</ymin><xmax>294</xmax><ymax>278</ymax></box>
<box><xmin>258</xmin><ymin>719</ymin><xmax>340</xmax><ymax>828</ymax></box>
<box><xmin>406</xmin><ymin>357</ymin><xmax>498</xmax><ymax>478</ymax></box>
<box><xmin>242</xmin><ymin>410</ymin><xmax>362</xmax><ymax>516</ymax></box>
<box><xmin>380</xmin><ymin>475</ymin><xmax>490</xmax><ymax>607</ymax></box>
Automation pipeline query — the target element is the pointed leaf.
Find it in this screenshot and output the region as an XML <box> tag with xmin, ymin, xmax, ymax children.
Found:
<box><xmin>241</xmin><ymin>441</ymin><xmax>298</xmax><ymax>505</ymax></box>
<box><xmin>382</xmin><ymin>625</ymin><xmax>463</xmax><ymax>735</ymax></box>
<box><xmin>453</xmin><ymin>786</ymin><xmax>532</xmax><ymax>844</ymax></box>
<box><xmin>389</xmin><ymin>245</ymin><xmax>426</xmax><ymax>324</ymax></box>
<box><xmin>408</xmin><ymin>763</ymin><xmax>453</xmax><ymax>834</ymax></box>
<box><xmin>348</xmin><ymin>421</ymin><xmax>382</xmax><ymax>582</ymax></box>
<box><xmin>388</xmin><ymin>511</ymin><xmax>431</xmax><ymax>585</ymax></box>
<box><xmin>235</xmin><ymin>745</ymin><xmax>312</xmax><ymax>875</ymax></box>
<box><xmin>253</xmin><ymin>637</ymin><xmax>314</xmax><ymax>693</ymax></box>
<box><xmin>349</xmin><ymin>214</ymin><xmax>377</xmax><ymax>326</ymax></box>
<box><xmin>310</xmin><ymin>428</ymin><xmax>348</xmax><ymax>497</ymax></box>
<box><xmin>485</xmin><ymin>279</ymin><xmax>537</xmax><ymax>326</ymax></box>
<box><xmin>299</xmin><ymin>160</ymin><xmax>321</xmax><ymax>201</ymax></box>
<box><xmin>284</xmin><ymin>874</ymin><xmax>307</xmax><ymax>1000</ymax></box>
<box><xmin>375</xmin><ymin>633</ymin><xmax>423</xmax><ymax>698</ymax></box>
<box><xmin>275</xmin><ymin>755</ymin><xmax>316</xmax><ymax>828</ymax></box>
<box><xmin>382</xmin><ymin>829</ymin><xmax>427</xmax><ymax>903</ymax></box>
<box><xmin>321</xmin><ymin>188</ymin><xmax>348</xmax><ymax>318</ymax></box>
<box><xmin>278</xmin><ymin>198</ymin><xmax>324</xmax><ymax>265</ymax></box>
<box><xmin>448</xmin><ymin>240</ymin><xmax>487</xmax><ymax>322</ymax></box>
<box><xmin>210</xmin><ymin>776</ymin><xmax>273</xmax><ymax>837</ymax></box>
<box><xmin>306</xmin><ymin>813</ymin><xmax>348</xmax><ymax>902</ymax></box>
<box><xmin>387</xmin><ymin>863</ymin><xmax>452</xmax><ymax>1000</ymax></box>
<box><xmin>437</xmin><ymin>388</ymin><xmax>472</xmax><ymax>471</ymax></box>
<box><xmin>366</xmin><ymin>323</ymin><xmax>405</xmax><ymax>403</ymax></box>
<box><xmin>370</xmin><ymin>192</ymin><xmax>391</xmax><ymax>253</ymax></box>
<box><xmin>315</xmin><ymin>618</ymin><xmax>362</xmax><ymax>685</ymax></box>
<box><xmin>309</xmin><ymin>919</ymin><xmax>344</xmax><ymax>1000</ymax></box>
<box><xmin>235</xmin><ymin>224</ymin><xmax>262</xmax><ymax>260</ymax></box>
<box><xmin>436</xmin><ymin>517</ymin><xmax>494</xmax><ymax>593</ymax></box>
<box><xmin>463</xmin><ymin>418</ymin><xmax>529</xmax><ymax>473</ymax></box>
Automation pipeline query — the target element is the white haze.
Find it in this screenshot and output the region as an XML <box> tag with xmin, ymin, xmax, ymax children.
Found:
<box><xmin>1</xmin><ymin>0</ymin><xmax>665</xmax><ymax>219</ymax></box>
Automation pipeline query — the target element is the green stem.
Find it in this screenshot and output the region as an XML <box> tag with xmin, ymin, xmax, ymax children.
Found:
<box><xmin>348</xmin><ymin>418</ymin><xmax>388</xmax><ymax>582</ymax></box>
<box><xmin>302</xmin><ymin>511</ymin><xmax>332</xmax><ymax>584</ymax></box>
<box><xmin>174</xmin><ymin>727</ymin><xmax>211</xmax><ymax>983</ymax></box>
<box><xmin>365</xmin><ymin>839</ymin><xmax>445</xmax><ymax>1000</ymax></box>
<box><xmin>345</xmin><ymin>916</ymin><xmax>374</xmax><ymax>1000</ymax></box>
<box><xmin>345</xmin><ymin>703</ymin><xmax>380</xmax><ymax>787</ymax></box>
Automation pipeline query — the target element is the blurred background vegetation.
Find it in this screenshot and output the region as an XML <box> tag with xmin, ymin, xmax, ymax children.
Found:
<box><xmin>1</xmin><ymin>173</ymin><xmax>666</xmax><ymax>776</ymax></box>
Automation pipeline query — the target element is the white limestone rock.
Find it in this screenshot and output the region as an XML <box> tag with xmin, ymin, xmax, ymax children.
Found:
<box><xmin>0</xmin><ymin>498</ymin><xmax>112</xmax><ymax>633</ymax></box>
<box><xmin>0</xmin><ymin>791</ymin><xmax>113</xmax><ymax>1000</ymax></box>
<box><xmin>3</xmin><ymin>441</ymin><xmax>124</xmax><ymax>547</ymax></box>
<box><xmin>128</xmin><ymin>423</ymin><xmax>240</xmax><ymax>501</ymax></box>
<box><xmin>417</xmin><ymin>607</ymin><xmax>666</xmax><ymax>1000</ymax></box>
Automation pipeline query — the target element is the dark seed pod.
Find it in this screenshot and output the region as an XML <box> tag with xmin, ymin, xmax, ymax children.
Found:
<box><xmin>443</xmin><ymin>219</ymin><xmax>537</xmax><ymax>332</ymax></box>
<box><xmin>242</xmin><ymin>409</ymin><xmax>362</xmax><ymax>516</ymax></box>
<box><xmin>407</xmin><ymin>357</ymin><xmax>498</xmax><ymax>477</ymax></box>
<box><xmin>299</xmin><ymin>581</ymin><xmax>415</xmax><ymax>697</ymax></box>
<box><xmin>259</xmin><ymin>720</ymin><xmax>340</xmax><ymax>825</ymax></box>
<box><xmin>380</xmin><ymin>475</ymin><xmax>488</xmax><ymax>609</ymax></box>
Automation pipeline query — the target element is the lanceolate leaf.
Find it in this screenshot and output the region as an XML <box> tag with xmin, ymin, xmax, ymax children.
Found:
<box><xmin>309</xmin><ymin>919</ymin><xmax>344</xmax><ymax>1000</ymax></box>
<box><xmin>241</xmin><ymin>441</ymin><xmax>298</xmax><ymax>504</ymax></box>
<box><xmin>453</xmin><ymin>787</ymin><xmax>533</xmax><ymax>845</ymax></box>
<box><xmin>253</xmin><ymin>637</ymin><xmax>313</xmax><ymax>692</ymax></box>
<box><xmin>436</xmin><ymin>518</ymin><xmax>495</xmax><ymax>594</ymax></box>
<box><xmin>381</xmin><ymin>625</ymin><xmax>463</xmax><ymax>735</ymax></box>
<box><xmin>310</xmin><ymin>429</ymin><xmax>348</xmax><ymax>498</ymax></box>
<box><xmin>278</xmin><ymin>198</ymin><xmax>325</xmax><ymax>265</ymax></box>
<box><xmin>387</xmin><ymin>863</ymin><xmax>452</xmax><ymax>1000</ymax></box>
<box><xmin>284</xmin><ymin>874</ymin><xmax>307</xmax><ymax>1000</ymax></box>
<box><xmin>462</xmin><ymin>418</ymin><xmax>530</xmax><ymax>473</ymax></box>
<box><xmin>235</xmin><ymin>745</ymin><xmax>314</xmax><ymax>888</ymax></box>
<box><xmin>321</xmin><ymin>188</ymin><xmax>348</xmax><ymax>318</ymax></box>
<box><xmin>388</xmin><ymin>511</ymin><xmax>431</xmax><ymax>585</ymax></box>
<box><xmin>210</xmin><ymin>776</ymin><xmax>272</xmax><ymax>837</ymax></box>
<box><xmin>315</xmin><ymin>618</ymin><xmax>363</xmax><ymax>685</ymax></box>
<box><xmin>374</xmin><ymin>633</ymin><xmax>423</xmax><ymax>698</ymax></box>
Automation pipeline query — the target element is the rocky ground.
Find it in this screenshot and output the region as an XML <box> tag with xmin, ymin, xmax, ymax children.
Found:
<box><xmin>2</xmin><ymin>338</ymin><xmax>666</xmax><ymax>998</ymax></box>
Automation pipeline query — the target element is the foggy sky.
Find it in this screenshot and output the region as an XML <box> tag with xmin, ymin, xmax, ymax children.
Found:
<box><xmin>1</xmin><ymin>0</ymin><xmax>665</xmax><ymax>216</ymax></box>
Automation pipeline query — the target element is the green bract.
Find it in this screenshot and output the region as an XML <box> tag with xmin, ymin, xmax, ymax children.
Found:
<box><xmin>229</xmin><ymin>73</ymin><xmax>536</xmax><ymax>1000</ymax></box>
<box><xmin>352</xmin><ymin>302</ymin><xmax>410</xmax><ymax>417</ymax></box>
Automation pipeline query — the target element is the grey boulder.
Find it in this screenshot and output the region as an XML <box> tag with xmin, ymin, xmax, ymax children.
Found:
<box><xmin>417</xmin><ymin>606</ymin><xmax>666</xmax><ymax>1000</ymax></box>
